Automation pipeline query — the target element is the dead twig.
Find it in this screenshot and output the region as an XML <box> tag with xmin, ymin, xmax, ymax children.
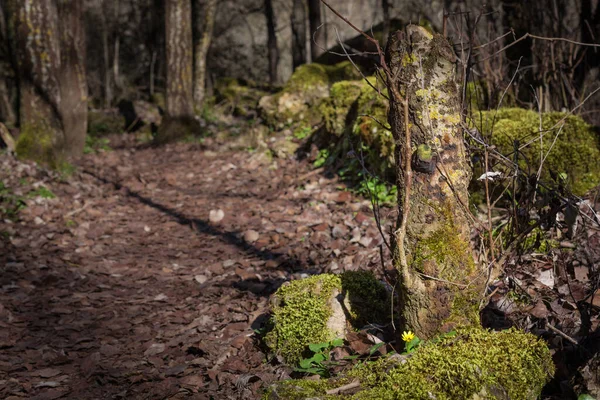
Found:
<box><xmin>325</xmin><ymin>380</ymin><xmax>361</xmax><ymax>395</ymax></box>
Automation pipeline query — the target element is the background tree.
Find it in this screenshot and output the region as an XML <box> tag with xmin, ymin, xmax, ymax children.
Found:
<box><xmin>0</xmin><ymin>2</ymin><xmax>15</xmax><ymax>127</ymax></box>
<box><xmin>264</xmin><ymin>0</ymin><xmax>279</xmax><ymax>85</ymax></box>
<box><xmin>10</xmin><ymin>0</ymin><xmax>65</xmax><ymax>166</ymax></box>
<box><xmin>155</xmin><ymin>0</ymin><xmax>195</xmax><ymax>143</ymax></box>
<box><xmin>193</xmin><ymin>0</ymin><xmax>217</xmax><ymax>110</ymax></box>
<box><xmin>57</xmin><ymin>0</ymin><xmax>88</xmax><ymax>156</ymax></box>
<box><xmin>308</xmin><ymin>0</ymin><xmax>326</xmax><ymax>61</ymax></box>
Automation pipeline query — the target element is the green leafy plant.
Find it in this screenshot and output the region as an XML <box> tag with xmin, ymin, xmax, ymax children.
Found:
<box><xmin>293</xmin><ymin>126</ymin><xmax>312</xmax><ymax>140</ymax></box>
<box><xmin>356</xmin><ymin>176</ymin><xmax>397</xmax><ymax>205</ymax></box>
<box><xmin>295</xmin><ymin>338</ymin><xmax>344</xmax><ymax>377</ymax></box>
<box><xmin>28</xmin><ymin>186</ymin><xmax>55</xmax><ymax>199</ymax></box>
<box><xmin>0</xmin><ymin>181</ymin><xmax>26</xmax><ymax>219</ymax></box>
<box><xmin>313</xmin><ymin>148</ymin><xmax>330</xmax><ymax>168</ymax></box>
<box><xmin>84</xmin><ymin>135</ymin><xmax>112</xmax><ymax>154</ymax></box>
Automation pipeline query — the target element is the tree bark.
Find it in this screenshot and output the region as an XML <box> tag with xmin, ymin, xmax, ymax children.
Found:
<box><xmin>0</xmin><ymin>2</ymin><xmax>16</xmax><ymax>127</ymax></box>
<box><xmin>382</xmin><ymin>0</ymin><xmax>390</xmax><ymax>46</ymax></box>
<box><xmin>11</xmin><ymin>0</ymin><xmax>65</xmax><ymax>167</ymax></box>
<box><xmin>290</xmin><ymin>0</ymin><xmax>308</xmax><ymax>69</ymax></box>
<box><xmin>57</xmin><ymin>0</ymin><xmax>88</xmax><ymax>157</ymax></box>
<box><xmin>156</xmin><ymin>0</ymin><xmax>195</xmax><ymax>143</ymax></box>
<box><xmin>264</xmin><ymin>0</ymin><xmax>278</xmax><ymax>85</ymax></box>
<box><xmin>193</xmin><ymin>0</ymin><xmax>217</xmax><ymax>110</ymax></box>
<box><xmin>308</xmin><ymin>0</ymin><xmax>325</xmax><ymax>60</ymax></box>
<box><xmin>386</xmin><ymin>26</ymin><xmax>483</xmax><ymax>339</ymax></box>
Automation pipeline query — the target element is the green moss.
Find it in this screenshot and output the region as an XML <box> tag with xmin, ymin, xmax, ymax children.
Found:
<box><xmin>469</xmin><ymin>108</ymin><xmax>600</xmax><ymax>195</ymax></box>
<box><xmin>265</xmin><ymin>274</ymin><xmax>343</xmax><ymax>364</ymax></box>
<box><xmin>88</xmin><ymin>110</ymin><xmax>126</xmax><ymax>136</ymax></box>
<box><xmin>267</xmin><ymin>327</ymin><xmax>554</xmax><ymax>400</ymax></box>
<box><xmin>350</xmin><ymin>77</ymin><xmax>394</xmax><ymax>178</ymax></box>
<box><xmin>261</xmin><ymin>62</ymin><xmax>362</xmax><ymax>129</ymax></box>
<box><xmin>266</xmin><ymin>272</ymin><xmax>389</xmax><ymax>363</ymax></box>
<box><xmin>214</xmin><ymin>78</ymin><xmax>268</xmax><ymax>118</ymax></box>
<box><xmin>412</xmin><ymin>203</ymin><xmax>475</xmax><ymax>281</ymax></box>
<box><xmin>16</xmin><ymin>120</ymin><xmax>62</xmax><ymax>169</ymax></box>
<box><xmin>319</xmin><ymin>80</ymin><xmax>364</xmax><ymax>136</ymax></box>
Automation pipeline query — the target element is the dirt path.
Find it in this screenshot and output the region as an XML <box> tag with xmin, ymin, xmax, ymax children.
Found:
<box><xmin>0</xmin><ymin>136</ymin><xmax>390</xmax><ymax>399</ymax></box>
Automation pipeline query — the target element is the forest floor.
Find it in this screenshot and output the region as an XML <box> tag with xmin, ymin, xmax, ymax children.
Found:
<box><xmin>0</xmin><ymin>133</ymin><xmax>393</xmax><ymax>399</ymax></box>
<box><xmin>1</xmin><ymin>131</ymin><xmax>599</xmax><ymax>399</ymax></box>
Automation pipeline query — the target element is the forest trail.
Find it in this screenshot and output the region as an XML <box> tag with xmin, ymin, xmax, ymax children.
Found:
<box><xmin>0</xmin><ymin>135</ymin><xmax>390</xmax><ymax>399</ymax></box>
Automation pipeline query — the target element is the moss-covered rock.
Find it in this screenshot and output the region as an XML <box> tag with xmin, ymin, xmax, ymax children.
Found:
<box><xmin>469</xmin><ymin>108</ymin><xmax>600</xmax><ymax>195</ymax></box>
<box><xmin>319</xmin><ymin>80</ymin><xmax>364</xmax><ymax>137</ymax></box>
<box><xmin>265</xmin><ymin>271</ymin><xmax>389</xmax><ymax>364</ymax></box>
<box><xmin>214</xmin><ymin>78</ymin><xmax>269</xmax><ymax>118</ymax></box>
<box><xmin>259</xmin><ymin>62</ymin><xmax>362</xmax><ymax>129</ymax></box>
<box><xmin>265</xmin><ymin>327</ymin><xmax>554</xmax><ymax>400</ymax></box>
<box><xmin>88</xmin><ymin>109</ymin><xmax>126</xmax><ymax>136</ymax></box>
<box><xmin>350</xmin><ymin>77</ymin><xmax>394</xmax><ymax>178</ymax></box>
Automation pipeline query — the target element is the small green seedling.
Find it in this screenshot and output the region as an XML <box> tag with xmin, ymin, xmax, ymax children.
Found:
<box><xmin>295</xmin><ymin>338</ymin><xmax>344</xmax><ymax>377</ymax></box>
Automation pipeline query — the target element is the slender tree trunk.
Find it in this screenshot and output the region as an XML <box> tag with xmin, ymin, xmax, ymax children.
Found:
<box><xmin>308</xmin><ymin>0</ymin><xmax>325</xmax><ymax>60</ymax></box>
<box><xmin>11</xmin><ymin>0</ymin><xmax>65</xmax><ymax>167</ymax></box>
<box><xmin>382</xmin><ymin>0</ymin><xmax>390</xmax><ymax>46</ymax></box>
<box><xmin>57</xmin><ymin>0</ymin><xmax>88</xmax><ymax>158</ymax></box>
<box><xmin>291</xmin><ymin>0</ymin><xmax>307</xmax><ymax>69</ymax></box>
<box><xmin>193</xmin><ymin>0</ymin><xmax>217</xmax><ymax>110</ymax></box>
<box><xmin>156</xmin><ymin>0</ymin><xmax>195</xmax><ymax>143</ymax></box>
<box><xmin>101</xmin><ymin>10</ymin><xmax>112</xmax><ymax>108</ymax></box>
<box><xmin>386</xmin><ymin>26</ymin><xmax>483</xmax><ymax>339</ymax></box>
<box><xmin>265</xmin><ymin>0</ymin><xmax>279</xmax><ymax>85</ymax></box>
<box><xmin>0</xmin><ymin>3</ymin><xmax>16</xmax><ymax>126</ymax></box>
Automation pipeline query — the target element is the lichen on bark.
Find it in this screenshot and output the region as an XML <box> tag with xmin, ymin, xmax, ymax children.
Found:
<box><xmin>386</xmin><ymin>26</ymin><xmax>484</xmax><ymax>338</ymax></box>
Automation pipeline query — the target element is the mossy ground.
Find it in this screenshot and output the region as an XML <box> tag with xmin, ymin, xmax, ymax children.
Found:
<box><xmin>264</xmin><ymin>327</ymin><xmax>554</xmax><ymax>400</ymax></box>
<box><xmin>265</xmin><ymin>271</ymin><xmax>390</xmax><ymax>364</ymax></box>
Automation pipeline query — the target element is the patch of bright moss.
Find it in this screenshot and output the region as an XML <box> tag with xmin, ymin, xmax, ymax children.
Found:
<box><xmin>265</xmin><ymin>274</ymin><xmax>343</xmax><ymax>364</ymax></box>
<box><xmin>214</xmin><ymin>78</ymin><xmax>268</xmax><ymax>118</ymax></box>
<box><xmin>267</xmin><ymin>327</ymin><xmax>554</xmax><ymax>400</ymax></box>
<box><xmin>469</xmin><ymin>108</ymin><xmax>600</xmax><ymax>195</ymax></box>
<box><xmin>265</xmin><ymin>271</ymin><xmax>389</xmax><ymax>364</ymax></box>
<box><xmin>260</xmin><ymin>62</ymin><xmax>362</xmax><ymax>129</ymax></box>
<box><xmin>319</xmin><ymin>80</ymin><xmax>364</xmax><ymax>137</ymax></box>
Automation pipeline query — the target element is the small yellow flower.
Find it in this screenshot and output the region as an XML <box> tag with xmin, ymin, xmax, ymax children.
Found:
<box><xmin>402</xmin><ymin>331</ymin><xmax>415</xmax><ymax>342</ymax></box>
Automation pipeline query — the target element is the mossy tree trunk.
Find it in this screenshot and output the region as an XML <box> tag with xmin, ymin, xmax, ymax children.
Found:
<box><xmin>0</xmin><ymin>4</ymin><xmax>16</xmax><ymax>127</ymax></box>
<box><xmin>386</xmin><ymin>26</ymin><xmax>484</xmax><ymax>339</ymax></box>
<box><xmin>156</xmin><ymin>0</ymin><xmax>196</xmax><ymax>143</ymax></box>
<box><xmin>11</xmin><ymin>0</ymin><xmax>65</xmax><ymax>167</ymax></box>
<box><xmin>192</xmin><ymin>0</ymin><xmax>216</xmax><ymax>110</ymax></box>
<box><xmin>57</xmin><ymin>0</ymin><xmax>88</xmax><ymax>157</ymax></box>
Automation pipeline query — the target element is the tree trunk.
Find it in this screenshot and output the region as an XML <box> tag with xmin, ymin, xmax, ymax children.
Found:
<box><xmin>57</xmin><ymin>0</ymin><xmax>88</xmax><ymax>158</ymax></box>
<box><xmin>308</xmin><ymin>0</ymin><xmax>325</xmax><ymax>60</ymax></box>
<box><xmin>193</xmin><ymin>0</ymin><xmax>217</xmax><ymax>110</ymax></box>
<box><xmin>156</xmin><ymin>0</ymin><xmax>195</xmax><ymax>143</ymax></box>
<box><xmin>290</xmin><ymin>0</ymin><xmax>308</xmax><ymax>69</ymax></box>
<box><xmin>382</xmin><ymin>0</ymin><xmax>390</xmax><ymax>46</ymax></box>
<box><xmin>11</xmin><ymin>0</ymin><xmax>65</xmax><ymax>167</ymax></box>
<box><xmin>386</xmin><ymin>26</ymin><xmax>483</xmax><ymax>339</ymax></box>
<box><xmin>264</xmin><ymin>0</ymin><xmax>278</xmax><ymax>85</ymax></box>
<box><xmin>0</xmin><ymin>3</ymin><xmax>16</xmax><ymax>127</ymax></box>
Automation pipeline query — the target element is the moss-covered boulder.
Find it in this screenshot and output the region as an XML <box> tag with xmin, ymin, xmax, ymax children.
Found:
<box><xmin>319</xmin><ymin>80</ymin><xmax>364</xmax><ymax>137</ymax></box>
<box><xmin>470</xmin><ymin>108</ymin><xmax>600</xmax><ymax>195</ymax></box>
<box><xmin>214</xmin><ymin>78</ymin><xmax>269</xmax><ymax>118</ymax></box>
<box><xmin>88</xmin><ymin>109</ymin><xmax>126</xmax><ymax>136</ymax></box>
<box><xmin>259</xmin><ymin>62</ymin><xmax>362</xmax><ymax>129</ymax></box>
<box><xmin>350</xmin><ymin>77</ymin><xmax>394</xmax><ymax>178</ymax></box>
<box><xmin>265</xmin><ymin>271</ymin><xmax>389</xmax><ymax>364</ymax></box>
<box><xmin>265</xmin><ymin>327</ymin><xmax>554</xmax><ymax>400</ymax></box>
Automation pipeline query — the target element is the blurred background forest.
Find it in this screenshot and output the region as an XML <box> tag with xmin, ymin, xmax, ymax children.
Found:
<box><xmin>1</xmin><ymin>0</ymin><xmax>600</xmax><ymax>140</ymax></box>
